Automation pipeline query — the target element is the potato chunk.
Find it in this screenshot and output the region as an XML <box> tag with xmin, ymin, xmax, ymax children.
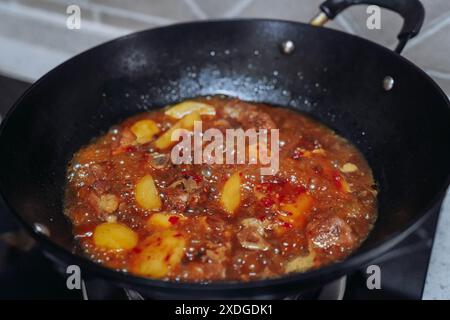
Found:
<box><xmin>280</xmin><ymin>193</ymin><xmax>313</xmax><ymax>227</ymax></box>
<box><xmin>285</xmin><ymin>250</ymin><xmax>316</xmax><ymax>273</ymax></box>
<box><xmin>135</xmin><ymin>174</ymin><xmax>162</xmax><ymax>210</ymax></box>
<box><xmin>334</xmin><ymin>172</ymin><xmax>352</xmax><ymax>192</ymax></box>
<box><xmin>153</xmin><ymin>111</ymin><xmax>201</xmax><ymax>150</ymax></box>
<box><xmin>132</xmin><ymin>230</ymin><xmax>186</xmax><ymax>278</ymax></box>
<box><xmin>147</xmin><ymin>213</ymin><xmax>184</xmax><ymax>229</ymax></box>
<box><xmin>220</xmin><ymin>172</ymin><xmax>241</xmax><ymax>215</ymax></box>
<box><xmin>164</xmin><ymin>100</ymin><xmax>216</xmax><ymax>119</ymax></box>
<box><xmin>130</xmin><ymin>119</ymin><xmax>160</xmax><ymax>144</ymax></box>
<box><xmin>93</xmin><ymin>222</ymin><xmax>138</xmax><ymax>250</ymax></box>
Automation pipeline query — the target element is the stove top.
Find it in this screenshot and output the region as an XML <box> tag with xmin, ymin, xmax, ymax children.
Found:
<box><xmin>0</xmin><ymin>74</ymin><xmax>442</xmax><ymax>300</ymax></box>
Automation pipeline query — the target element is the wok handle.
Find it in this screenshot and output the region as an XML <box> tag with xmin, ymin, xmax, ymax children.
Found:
<box><xmin>311</xmin><ymin>0</ymin><xmax>425</xmax><ymax>54</ymax></box>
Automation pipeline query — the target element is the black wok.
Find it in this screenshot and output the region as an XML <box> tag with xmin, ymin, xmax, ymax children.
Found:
<box><xmin>0</xmin><ymin>0</ymin><xmax>449</xmax><ymax>299</ymax></box>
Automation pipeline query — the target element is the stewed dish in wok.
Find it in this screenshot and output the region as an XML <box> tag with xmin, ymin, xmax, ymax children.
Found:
<box><xmin>65</xmin><ymin>96</ymin><xmax>377</xmax><ymax>282</ymax></box>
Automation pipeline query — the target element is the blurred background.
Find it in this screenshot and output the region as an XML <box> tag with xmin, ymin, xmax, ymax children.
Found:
<box><xmin>0</xmin><ymin>0</ymin><xmax>449</xmax><ymax>95</ymax></box>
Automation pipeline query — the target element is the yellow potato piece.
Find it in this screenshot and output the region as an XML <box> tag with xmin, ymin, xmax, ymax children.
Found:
<box><xmin>147</xmin><ymin>213</ymin><xmax>184</xmax><ymax>229</ymax></box>
<box><xmin>341</xmin><ymin>178</ymin><xmax>352</xmax><ymax>193</ymax></box>
<box><xmin>130</xmin><ymin>119</ymin><xmax>160</xmax><ymax>144</ymax></box>
<box><xmin>285</xmin><ymin>250</ymin><xmax>316</xmax><ymax>273</ymax></box>
<box><xmin>220</xmin><ymin>172</ymin><xmax>241</xmax><ymax>215</ymax></box>
<box><xmin>132</xmin><ymin>230</ymin><xmax>186</xmax><ymax>278</ymax></box>
<box><xmin>164</xmin><ymin>100</ymin><xmax>216</xmax><ymax>119</ymax></box>
<box><xmin>93</xmin><ymin>222</ymin><xmax>138</xmax><ymax>250</ymax></box>
<box><xmin>153</xmin><ymin>111</ymin><xmax>201</xmax><ymax>150</ymax></box>
<box><xmin>280</xmin><ymin>193</ymin><xmax>313</xmax><ymax>227</ymax></box>
<box><xmin>135</xmin><ymin>174</ymin><xmax>162</xmax><ymax>210</ymax></box>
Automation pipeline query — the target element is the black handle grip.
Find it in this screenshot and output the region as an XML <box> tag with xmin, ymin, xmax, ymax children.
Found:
<box><xmin>319</xmin><ymin>0</ymin><xmax>425</xmax><ymax>53</ymax></box>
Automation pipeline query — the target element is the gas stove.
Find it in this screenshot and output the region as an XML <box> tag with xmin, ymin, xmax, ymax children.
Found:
<box><xmin>0</xmin><ymin>74</ymin><xmax>445</xmax><ymax>300</ymax></box>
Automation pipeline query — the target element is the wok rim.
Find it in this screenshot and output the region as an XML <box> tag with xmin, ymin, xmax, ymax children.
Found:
<box><xmin>0</xmin><ymin>18</ymin><xmax>449</xmax><ymax>295</ymax></box>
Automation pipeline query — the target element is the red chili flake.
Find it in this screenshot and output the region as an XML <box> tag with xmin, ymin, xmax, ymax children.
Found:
<box><xmin>181</xmin><ymin>170</ymin><xmax>203</xmax><ymax>183</ymax></box>
<box><xmin>258</xmin><ymin>215</ymin><xmax>266</xmax><ymax>221</ymax></box>
<box><xmin>332</xmin><ymin>171</ymin><xmax>343</xmax><ymax>188</ymax></box>
<box><xmin>313</xmin><ymin>166</ymin><xmax>322</xmax><ymax>174</ymax></box>
<box><xmin>278</xmin><ymin>184</ymin><xmax>306</xmax><ymax>203</ymax></box>
<box><xmin>298</xmin><ymin>137</ymin><xmax>316</xmax><ymax>149</ymax></box>
<box><xmin>285</xmin><ymin>211</ymin><xmax>293</xmax><ymax>216</ymax></box>
<box><xmin>293</xmin><ymin>185</ymin><xmax>307</xmax><ymax>195</ymax></box>
<box><xmin>191</xmin><ymin>174</ymin><xmax>203</xmax><ymax>183</ymax></box>
<box><xmin>292</xmin><ymin>149</ymin><xmax>304</xmax><ymax>160</ymax></box>
<box><xmin>132</xmin><ymin>247</ymin><xmax>142</xmax><ymax>254</ymax></box>
<box><xmin>261</xmin><ymin>197</ymin><xmax>275</xmax><ymax>207</ymax></box>
<box><xmin>164</xmin><ymin>254</ymin><xmax>171</xmax><ymax>262</ymax></box>
<box><xmin>278</xmin><ymin>195</ymin><xmax>288</xmax><ymax>203</ymax></box>
<box><xmin>173</xmin><ymin>232</ymin><xmax>182</xmax><ymax>238</ymax></box>
<box><xmin>124</xmin><ymin>146</ymin><xmax>137</xmax><ymax>153</ymax></box>
<box><xmin>283</xmin><ymin>222</ymin><xmax>293</xmax><ymax>228</ymax></box>
<box><xmin>258</xmin><ymin>179</ymin><xmax>286</xmax><ymax>194</ymax></box>
<box><xmin>168</xmin><ymin>216</ymin><xmax>180</xmax><ymax>225</ymax></box>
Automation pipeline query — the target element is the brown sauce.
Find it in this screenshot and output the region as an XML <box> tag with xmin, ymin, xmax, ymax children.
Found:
<box><xmin>65</xmin><ymin>96</ymin><xmax>377</xmax><ymax>282</ymax></box>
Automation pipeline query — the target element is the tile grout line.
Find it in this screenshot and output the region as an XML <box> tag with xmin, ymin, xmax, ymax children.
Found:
<box><xmin>335</xmin><ymin>15</ymin><xmax>357</xmax><ymax>34</ymax></box>
<box><xmin>0</xmin><ymin>35</ymin><xmax>69</xmax><ymax>82</ymax></box>
<box><xmin>403</xmin><ymin>13</ymin><xmax>450</xmax><ymax>53</ymax></box>
<box><xmin>426</xmin><ymin>69</ymin><xmax>450</xmax><ymax>81</ymax></box>
<box><xmin>0</xmin><ymin>1</ymin><xmax>133</xmax><ymax>37</ymax></box>
<box><xmin>423</xmin><ymin>188</ymin><xmax>450</xmax><ymax>299</ymax></box>
<box><xmin>224</xmin><ymin>0</ymin><xmax>256</xmax><ymax>18</ymax></box>
<box><xmin>45</xmin><ymin>0</ymin><xmax>176</xmax><ymax>25</ymax></box>
<box><xmin>183</xmin><ymin>0</ymin><xmax>208</xmax><ymax>19</ymax></box>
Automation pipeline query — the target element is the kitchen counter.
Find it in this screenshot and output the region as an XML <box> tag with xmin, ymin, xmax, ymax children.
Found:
<box><xmin>423</xmin><ymin>188</ymin><xmax>450</xmax><ymax>299</ymax></box>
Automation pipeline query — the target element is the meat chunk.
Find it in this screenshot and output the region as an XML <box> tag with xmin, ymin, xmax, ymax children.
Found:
<box><xmin>307</xmin><ymin>216</ymin><xmax>357</xmax><ymax>258</ymax></box>
<box><xmin>164</xmin><ymin>177</ymin><xmax>200</xmax><ymax>212</ymax></box>
<box><xmin>237</xmin><ymin>218</ymin><xmax>270</xmax><ymax>251</ymax></box>
<box><xmin>182</xmin><ymin>261</ymin><xmax>227</xmax><ymax>280</ymax></box>
<box><xmin>98</xmin><ymin>194</ymin><xmax>119</xmax><ymax>213</ymax></box>
<box><xmin>111</xmin><ymin>128</ymin><xmax>136</xmax><ymax>155</ymax></box>
<box><xmin>223</xmin><ymin>101</ymin><xmax>275</xmax><ymax>130</ymax></box>
<box><xmin>206</xmin><ymin>243</ymin><xmax>229</xmax><ymax>264</ymax></box>
<box><xmin>87</xmin><ymin>192</ymin><xmax>119</xmax><ymax>215</ymax></box>
<box><xmin>69</xmin><ymin>162</ymin><xmax>108</xmax><ymax>188</ymax></box>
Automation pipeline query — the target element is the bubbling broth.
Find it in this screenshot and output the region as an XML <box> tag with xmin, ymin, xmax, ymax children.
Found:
<box><xmin>65</xmin><ymin>96</ymin><xmax>377</xmax><ymax>282</ymax></box>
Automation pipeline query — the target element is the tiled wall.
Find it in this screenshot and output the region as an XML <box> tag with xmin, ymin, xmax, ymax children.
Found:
<box><xmin>0</xmin><ymin>0</ymin><xmax>449</xmax><ymax>95</ymax></box>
